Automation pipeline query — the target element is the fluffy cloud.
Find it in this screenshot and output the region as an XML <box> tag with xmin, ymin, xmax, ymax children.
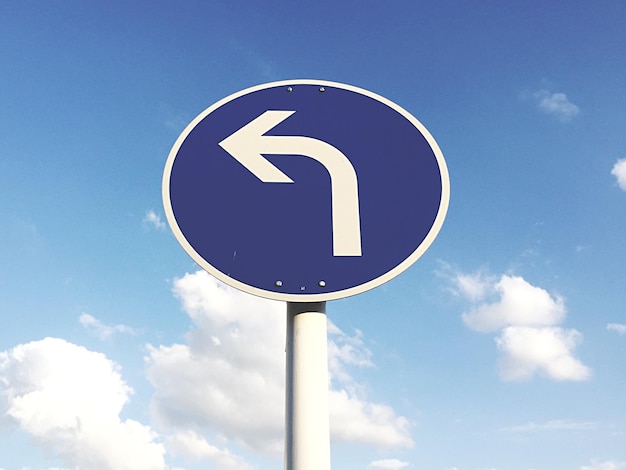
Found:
<box><xmin>146</xmin><ymin>272</ymin><xmax>286</xmax><ymax>456</ymax></box>
<box><xmin>533</xmin><ymin>90</ymin><xmax>580</xmax><ymax>121</ymax></box>
<box><xmin>461</xmin><ymin>275</ymin><xmax>565</xmax><ymax>333</ymax></box>
<box><xmin>451</xmin><ymin>271</ymin><xmax>591</xmax><ymax>381</ymax></box>
<box><xmin>0</xmin><ymin>338</ymin><xmax>165</xmax><ymax>470</ymax></box>
<box><xmin>497</xmin><ymin>326</ymin><xmax>590</xmax><ymax>380</ymax></box>
<box><xmin>146</xmin><ymin>270</ymin><xmax>413</xmax><ymax>461</ymax></box>
<box><xmin>166</xmin><ymin>430</ymin><xmax>251</xmax><ymax>470</ymax></box>
<box><xmin>369</xmin><ymin>458</ymin><xmax>410</xmax><ymax>469</ymax></box>
<box><xmin>329</xmin><ymin>389</ymin><xmax>412</xmax><ymax>448</ymax></box>
<box><xmin>611</xmin><ymin>158</ymin><xmax>626</xmax><ymax>191</ymax></box>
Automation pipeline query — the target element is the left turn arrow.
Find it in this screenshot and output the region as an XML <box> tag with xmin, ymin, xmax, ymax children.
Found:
<box><xmin>218</xmin><ymin>110</ymin><xmax>362</xmax><ymax>257</ymax></box>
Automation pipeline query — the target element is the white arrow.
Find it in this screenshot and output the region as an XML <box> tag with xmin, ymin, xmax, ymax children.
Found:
<box><xmin>219</xmin><ymin>110</ymin><xmax>362</xmax><ymax>257</ymax></box>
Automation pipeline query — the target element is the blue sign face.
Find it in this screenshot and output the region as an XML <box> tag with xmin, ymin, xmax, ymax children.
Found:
<box><xmin>163</xmin><ymin>80</ymin><xmax>449</xmax><ymax>301</ymax></box>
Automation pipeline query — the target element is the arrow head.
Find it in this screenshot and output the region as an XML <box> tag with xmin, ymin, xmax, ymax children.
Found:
<box><xmin>219</xmin><ymin>111</ymin><xmax>296</xmax><ymax>183</ymax></box>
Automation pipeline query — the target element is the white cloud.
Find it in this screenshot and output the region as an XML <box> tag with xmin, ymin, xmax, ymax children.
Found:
<box><xmin>581</xmin><ymin>461</ymin><xmax>626</xmax><ymax>470</ymax></box>
<box><xmin>143</xmin><ymin>210</ymin><xmax>166</xmax><ymax>230</ymax></box>
<box><xmin>496</xmin><ymin>326</ymin><xmax>591</xmax><ymax>381</ymax></box>
<box><xmin>607</xmin><ymin>323</ymin><xmax>626</xmax><ymax>334</ymax></box>
<box><xmin>328</xmin><ymin>322</ymin><xmax>373</xmax><ymax>385</ymax></box>
<box><xmin>461</xmin><ymin>275</ymin><xmax>565</xmax><ymax>333</ymax></box>
<box><xmin>146</xmin><ymin>272</ymin><xmax>286</xmax><ymax>456</ymax></box>
<box><xmin>611</xmin><ymin>158</ymin><xmax>626</xmax><ymax>191</ymax></box>
<box><xmin>146</xmin><ymin>270</ymin><xmax>413</xmax><ymax>458</ymax></box>
<box><xmin>452</xmin><ymin>270</ymin><xmax>495</xmax><ymax>303</ymax></box>
<box><xmin>368</xmin><ymin>458</ymin><xmax>410</xmax><ymax>469</ymax></box>
<box><xmin>533</xmin><ymin>90</ymin><xmax>580</xmax><ymax>121</ymax></box>
<box><xmin>0</xmin><ymin>338</ymin><xmax>166</xmax><ymax>470</ymax></box>
<box><xmin>330</xmin><ymin>389</ymin><xmax>413</xmax><ymax>448</ymax></box>
<box><xmin>166</xmin><ymin>430</ymin><xmax>251</xmax><ymax>470</ymax></box>
<box><xmin>79</xmin><ymin>313</ymin><xmax>136</xmax><ymax>340</ymax></box>
<box><xmin>450</xmin><ymin>271</ymin><xmax>591</xmax><ymax>381</ymax></box>
<box><xmin>503</xmin><ymin>419</ymin><xmax>597</xmax><ymax>433</ymax></box>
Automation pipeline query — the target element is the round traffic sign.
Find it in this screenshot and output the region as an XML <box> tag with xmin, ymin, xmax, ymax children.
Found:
<box><xmin>163</xmin><ymin>79</ymin><xmax>449</xmax><ymax>301</ymax></box>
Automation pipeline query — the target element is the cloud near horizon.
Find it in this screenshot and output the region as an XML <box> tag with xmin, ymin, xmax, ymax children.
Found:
<box><xmin>502</xmin><ymin>419</ymin><xmax>597</xmax><ymax>433</ymax></box>
<box><xmin>580</xmin><ymin>461</ymin><xmax>626</xmax><ymax>470</ymax></box>
<box><xmin>0</xmin><ymin>338</ymin><xmax>166</xmax><ymax>470</ymax></box>
<box><xmin>449</xmin><ymin>270</ymin><xmax>591</xmax><ymax>381</ymax></box>
<box><xmin>0</xmin><ymin>272</ymin><xmax>413</xmax><ymax>469</ymax></box>
<box><xmin>166</xmin><ymin>430</ymin><xmax>251</xmax><ymax>470</ymax></box>
<box><xmin>368</xmin><ymin>458</ymin><xmax>410</xmax><ymax>469</ymax></box>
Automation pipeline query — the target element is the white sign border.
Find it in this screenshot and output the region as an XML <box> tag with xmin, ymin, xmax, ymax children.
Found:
<box><xmin>163</xmin><ymin>79</ymin><xmax>450</xmax><ymax>302</ymax></box>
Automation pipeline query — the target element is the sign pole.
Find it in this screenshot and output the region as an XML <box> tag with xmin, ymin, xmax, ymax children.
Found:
<box><xmin>285</xmin><ymin>301</ymin><xmax>331</xmax><ymax>470</ymax></box>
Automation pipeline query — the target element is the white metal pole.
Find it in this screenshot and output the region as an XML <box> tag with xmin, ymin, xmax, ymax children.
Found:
<box><xmin>285</xmin><ymin>301</ymin><xmax>331</xmax><ymax>470</ymax></box>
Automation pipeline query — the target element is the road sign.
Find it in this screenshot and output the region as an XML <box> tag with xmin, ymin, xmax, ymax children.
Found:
<box><xmin>163</xmin><ymin>79</ymin><xmax>449</xmax><ymax>302</ymax></box>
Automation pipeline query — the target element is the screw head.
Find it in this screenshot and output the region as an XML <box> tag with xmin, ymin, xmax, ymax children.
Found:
<box><xmin>275</xmin><ymin>280</ymin><xmax>283</xmax><ymax>287</ymax></box>
<box><xmin>286</xmin><ymin>86</ymin><xmax>293</xmax><ymax>92</ymax></box>
<box><xmin>319</xmin><ymin>87</ymin><xmax>325</xmax><ymax>92</ymax></box>
<box><xmin>318</xmin><ymin>280</ymin><xmax>326</xmax><ymax>287</ymax></box>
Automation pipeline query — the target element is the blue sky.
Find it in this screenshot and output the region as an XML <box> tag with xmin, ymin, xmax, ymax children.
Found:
<box><xmin>1</xmin><ymin>1</ymin><xmax>625</xmax><ymax>469</ymax></box>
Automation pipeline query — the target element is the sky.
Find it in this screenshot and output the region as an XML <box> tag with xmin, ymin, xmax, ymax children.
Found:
<box><xmin>1</xmin><ymin>1</ymin><xmax>625</xmax><ymax>469</ymax></box>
